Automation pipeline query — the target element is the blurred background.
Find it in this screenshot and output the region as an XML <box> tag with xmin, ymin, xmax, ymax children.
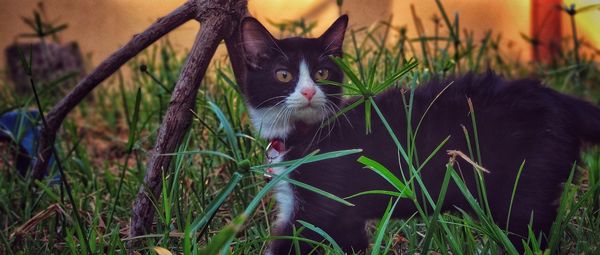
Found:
<box><xmin>1</xmin><ymin>0</ymin><xmax>599</xmax><ymax>70</ymax></box>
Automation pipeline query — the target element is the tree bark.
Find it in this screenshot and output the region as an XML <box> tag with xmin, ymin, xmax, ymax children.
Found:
<box><xmin>32</xmin><ymin>0</ymin><xmax>197</xmax><ymax>179</ymax></box>
<box><xmin>129</xmin><ymin>0</ymin><xmax>248</xmax><ymax>239</ymax></box>
<box><xmin>28</xmin><ymin>0</ymin><xmax>249</xmax><ymax>242</ymax></box>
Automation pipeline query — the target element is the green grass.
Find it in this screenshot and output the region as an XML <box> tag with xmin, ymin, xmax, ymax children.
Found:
<box><xmin>2</xmin><ymin>2</ymin><xmax>600</xmax><ymax>254</ymax></box>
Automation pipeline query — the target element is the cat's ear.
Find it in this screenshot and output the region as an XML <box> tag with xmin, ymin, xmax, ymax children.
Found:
<box><xmin>241</xmin><ymin>17</ymin><xmax>278</xmax><ymax>68</ymax></box>
<box><xmin>319</xmin><ymin>15</ymin><xmax>348</xmax><ymax>57</ymax></box>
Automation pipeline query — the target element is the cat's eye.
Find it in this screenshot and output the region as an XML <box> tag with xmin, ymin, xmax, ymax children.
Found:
<box><xmin>314</xmin><ymin>69</ymin><xmax>329</xmax><ymax>80</ymax></box>
<box><xmin>275</xmin><ymin>70</ymin><xmax>293</xmax><ymax>83</ymax></box>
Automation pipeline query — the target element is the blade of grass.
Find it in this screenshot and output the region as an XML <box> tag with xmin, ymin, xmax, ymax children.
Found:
<box><xmin>357</xmin><ymin>156</ymin><xmax>413</xmax><ymax>198</ymax></box>
<box><xmin>190</xmin><ymin>172</ymin><xmax>243</xmax><ymax>235</ymax></box>
<box><xmin>421</xmin><ymin>162</ymin><xmax>452</xmax><ymax>252</ymax></box>
<box><xmin>505</xmin><ymin>160</ymin><xmax>526</xmax><ymax>231</ymax></box>
<box><xmin>208</xmin><ymin>100</ymin><xmax>241</xmax><ymax>161</ymax></box>
<box><xmin>371</xmin><ymin>197</ymin><xmax>401</xmax><ymax>255</ymax></box>
<box><xmin>283</xmin><ymin>177</ymin><xmax>354</xmax><ymax>206</ymax></box>
<box><xmin>296</xmin><ymin>220</ymin><xmax>343</xmax><ymax>253</ymax></box>
<box><xmin>251</xmin><ymin>149</ymin><xmax>362</xmax><ymax>170</ymax></box>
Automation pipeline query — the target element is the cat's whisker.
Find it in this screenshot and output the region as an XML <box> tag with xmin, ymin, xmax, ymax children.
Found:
<box><xmin>263</xmin><ymin>100</ymin><xmax>290</xmax><ymax>118</ymax></box>
<box><xmin>324</xmin><ymin>94</ymin><xmax>347</xmax><ymax>101</ymax></box>
<box><xmin>326</xmin><ymin>104</ymin><xmax>345</xmax><ymax>139</ymax></box>
<box><xmin>316</xmin><ymin>103</ymin><xmax>338</xmax><ymax>144</ymax></box>
<box><xmin>316</xmin><ymin>107</ymin><xmax>331</xmax><ymax>143</ymax></box>
<box><xmin>270</xmin><ymin>107</ymin><xmax>290</xmax><ymax>134</ymax></box>
<box><xmin>262</xmin><ymin>104</ymin><xmax>289</xmax><ymax>137</ymax></box>
<box><xmin>305</xmin><ymin>110</ymin><xmax>325</xmax><ymax>151</ymax></box>
<box><xmin>332</xmin><ymin>104</ymin><xmax>352</xmax><ymax>128</ymax></box>
<box><xmin>326</xmin><ymin>100</ymin><xmax>353</xmax><ymax>129</ymax></box>
<box><xmin>255</xmin><ymin>96</ymin><xmax>288</xmax><ymax>108</ymax></box>
<box><xmin>322</xmin><ymin>103</ymin><xmax>339</xmax><ymax>138</ymax></box>
<box><xmin>282</xmin><ymin>108</ymin><xmax>294</xmax><ymax>139</ymax></box>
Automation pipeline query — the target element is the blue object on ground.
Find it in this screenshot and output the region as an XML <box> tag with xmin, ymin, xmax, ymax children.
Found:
<box><xmin>0</xmin><ymin>109</ymin><xmax>55</xmax><ymax>178</ymax></box>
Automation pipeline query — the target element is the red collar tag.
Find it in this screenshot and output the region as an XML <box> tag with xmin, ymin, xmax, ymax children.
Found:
<box><xmin>264</xmin><ymin>139</ymin><xmax>285</xmax><ymax>182</ymax></box>
<box><xmin>269</xmin><ymin>139</ymin><xmax>285</xmax><ymax>153</ymax></box>
<box><xmin>266</xmin><ymin>138</ymin><xmax>285</xmax><ymax>160</ymax></box>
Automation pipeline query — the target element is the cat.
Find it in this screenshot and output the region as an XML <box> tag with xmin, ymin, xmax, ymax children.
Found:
<box><xmin>239</xmin><ymin>15</ymin><xmax>600</xmax><ymax>254</ymax></box>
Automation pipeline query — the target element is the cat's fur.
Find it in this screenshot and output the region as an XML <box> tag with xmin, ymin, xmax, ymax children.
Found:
<box><xmin>240</xmin><ymin>15</ymin><xmax>600</xmax><ymax>254</ymax></box>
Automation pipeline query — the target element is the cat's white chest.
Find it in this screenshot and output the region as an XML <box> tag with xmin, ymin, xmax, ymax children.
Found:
<box><xmin>265</xmin><ymin>145</ymin><xmax>295</xmax><ymax>227</ymax></box>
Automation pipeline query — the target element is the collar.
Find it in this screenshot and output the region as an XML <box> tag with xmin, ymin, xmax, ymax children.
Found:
<box><xmin>267</xmin><ymin>138</ymin><xmax>285</xmax><ymax>154</ymax></box>
<box><xmin>264</xmin><ymin>138</ymin><xmax>285</xmax><ymax>182</ymax></box>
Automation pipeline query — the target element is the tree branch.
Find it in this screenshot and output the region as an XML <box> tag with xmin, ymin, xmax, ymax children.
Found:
<box><xmin>28</xmin><ymin>0</ymin><xmax>250</xmax><ymax>244</ymax></box>
<box><xmin>32</xmin><ymin>0</ymin><xmax>197</xmax><ymax>179</ymax></box>
<box><xmin>128</xmin><ymin>0</ymin><xmax>248</xmax><ymax>240</ymax></box>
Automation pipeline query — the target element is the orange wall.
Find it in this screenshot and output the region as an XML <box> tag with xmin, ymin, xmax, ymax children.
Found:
<box><xmin>0</xmin><ymin>0</ymin><xmax>598</xmax><ymax>71</ymax></box>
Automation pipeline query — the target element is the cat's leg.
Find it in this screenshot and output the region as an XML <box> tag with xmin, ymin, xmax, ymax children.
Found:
<box><xmin>267</xmin><ymin>212</ymin><xmax>329</xmax><ymax>255</ymax></box>
<box><xmin>267</xmin><ymin>178</ymin><xmax>299</xmax><ymax>255</ymax></box>
<box><xmin>268</xmin><ymin>215</ymin><xmax>368</xmax><ymax>254</ymax></box>
<box><xmin>267</xmin><ymin>204</ymin><xmax>368</xmax><ymax>254</ymax></box>
<box><xmin>267</xmin><ymin>221</ymin><xmax>295</xmax><ymax>255</ymax></box>
<box><xmin>500</xmin><ymin>200</ymin><xmax>557</xmax><ymax>252</ymax></box>
<box><xmin>320</xmin><ymin>211</ymin><xmax>369</xmax><ymax>253</ymax></box>
<box><xmin>507</xmin><ymin>213</ymin><xmax>554</xmax><ymax>252</ymax></box>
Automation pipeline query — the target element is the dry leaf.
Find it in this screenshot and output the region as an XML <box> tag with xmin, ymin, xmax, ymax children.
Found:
<box><xmin>447</xmin><ymin>150</ymin><xmax>490</xmax><ymax>173</ymax></box>
<box><xmin>153</xmin><ymin>246</ymin><xmax>173</xmax><ymax>255</ymax></box>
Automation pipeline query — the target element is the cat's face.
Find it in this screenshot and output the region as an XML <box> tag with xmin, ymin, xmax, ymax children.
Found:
<box><xmin>240</xmin><ymin>15</ymin><xmax>348</xmax><ymax>139</ymax></box>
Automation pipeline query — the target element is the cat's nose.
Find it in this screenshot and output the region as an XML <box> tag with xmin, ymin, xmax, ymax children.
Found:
<box><xmin>301</xmin><ymin>87</ymin><xmax>316</xmax><ymax>101</ymax></box>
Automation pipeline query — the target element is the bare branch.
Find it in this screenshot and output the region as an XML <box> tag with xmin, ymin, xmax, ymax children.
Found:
<box><xmin>28</xmin><ymin>0</ymin><xmax>249</xmax><ymax>243</ymax></box>
<box><xmin>129</xmin><ymin>0</ymin><xmax>248</xmax><ymax>240</ymax></box>
<box><xmin>32</xmin><ymin>0</ymin><xmax>197</xmax><ymax>179</ymax></box>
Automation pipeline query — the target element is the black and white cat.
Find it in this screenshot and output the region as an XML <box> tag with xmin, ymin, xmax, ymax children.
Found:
<box><xmin>239</xmin><ymin>15</ymin><xmax>600</xmax><ymax>254</ymax></box>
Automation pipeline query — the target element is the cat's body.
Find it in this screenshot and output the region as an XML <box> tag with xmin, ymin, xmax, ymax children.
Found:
<box><xmin>239</xmin><ymin>16</ymin><xmax>600</xmax><ymax>254</ymax></box>
<box><xmin>267</xmin><ymin>74</ymin><xmax>600</xmax><ymax>254</ymax></box>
